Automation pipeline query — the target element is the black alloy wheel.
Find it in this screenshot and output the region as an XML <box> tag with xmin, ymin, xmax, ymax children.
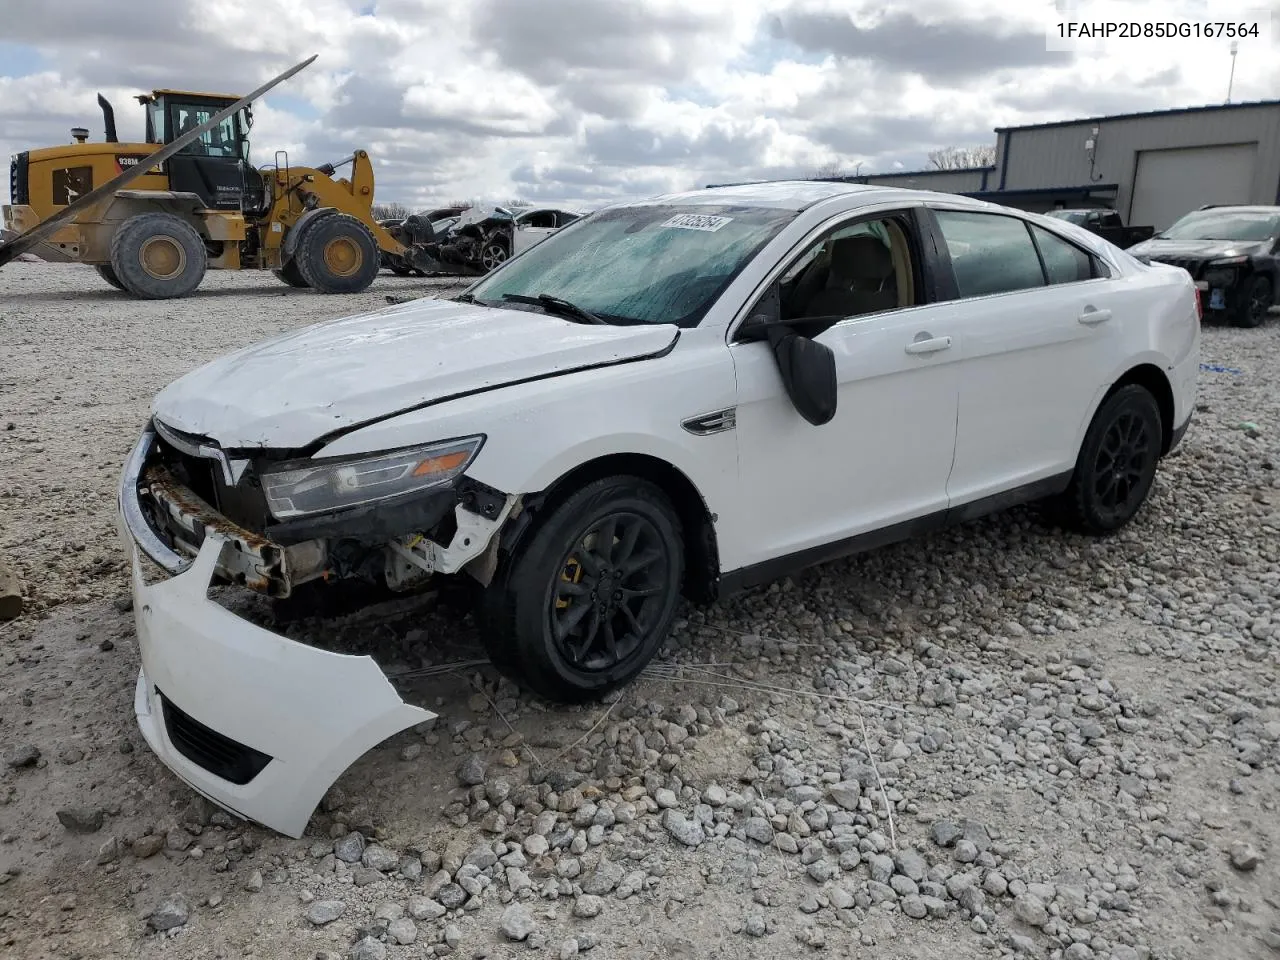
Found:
<box><xmin>1090</xmin><ymin>409</ymin><xmax>1154</xmax><ymax>520</ymax></box>
<box><xmin>1053</xmin><ymin>384</ymin><xmax>1163</xmax><ymax>535</ymax></box>
<box><xmin>476</xmin><ymin>476</ymin><xmax>685</xmax><ymax>703</ymax></box>
<box><xmin>548</xmin><ymin>512</ymin><xmax>671</xmax><ymax>673</ymax></box>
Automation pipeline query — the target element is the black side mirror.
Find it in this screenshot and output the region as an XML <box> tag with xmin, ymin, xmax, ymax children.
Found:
<box><xmin>767</xmin><ymin>328</ymin><xmax>837</xmax><ymax>426</ymax></box>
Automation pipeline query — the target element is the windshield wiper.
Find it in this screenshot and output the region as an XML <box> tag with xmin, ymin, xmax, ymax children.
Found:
<box><xmin>453</xmin><ymin>292</ymin><xmax>477</xmax><ymax>303</ymax></box>
<box><xmin>502</xmin><ymin>293</ymin><xmax>607</xmax><ymax>325</ymax></box>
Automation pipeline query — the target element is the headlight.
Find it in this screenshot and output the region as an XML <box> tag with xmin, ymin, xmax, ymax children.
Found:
<box><xmin>1208</xmin><ymin>256</ymin><xmax>1249</xmax><ymax>267</ymax></box>
<box><xmin>262</xmin><ymin>435</ymin><xmax>484</xmax><ymax>520</ymax></box>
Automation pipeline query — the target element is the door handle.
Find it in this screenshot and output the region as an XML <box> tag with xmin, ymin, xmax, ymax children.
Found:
<box><xmin>1078</xmin><ymin>307</ymin><xmax>1112</xmax><ymax>325</ymax></box>
<box><xmin>904</xmin><ymin>335</ymin><xmax>952</xmax><ymax>355</ymax></box>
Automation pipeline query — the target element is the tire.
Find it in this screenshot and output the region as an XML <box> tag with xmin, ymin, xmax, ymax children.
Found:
<box><xmin>1053</xmin><ymin>384</ymin><xmax>1163</xmax><ymax>535</ymax></box>
<box><xmin>95</xmin><ymin>263</ymin><xmax>125</xmax><ymax>291</ymax></box>
<box><xmin>272</xmin><ymin>258</ymin><xmax>309</xmax><ymax>288</ymax></box>
<box><xmin>478</xmin><ymin>476</ymin><xmax>685</xmax><ymax>703</ymax></box>
<box><xmin>1232</xmin><ymin>275</ymin><xmax>1271</xmax><ymax>328</ymax></box>
<box><xmin>294</xmin><ymin>213</ymin><xmax>381</xmax><ymax>294</ymax></box>
<box><xmin>479</xmin><ymin>235</ymin><xmax>509</xmax><ymax>272</ymax></box>
<box><xmin>108</xmin><ymin>213</ymin><xmax>207</xmax><ymax>299</ymax></box>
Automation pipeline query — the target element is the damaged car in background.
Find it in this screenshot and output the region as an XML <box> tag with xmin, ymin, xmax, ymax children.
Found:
<box><xmin>379</xmin><ymin>205</ymin><xmax>469</xmax><ymax>276</ymax></box>
<box><xmin>1127</xmin><ymin>204</ymin><xmax>1279</xmax><ymax>327</ymax></box>
<box><xmin>118</xmin><ymin>181</ymin><xmax>1199</xmax><ymax>837</ymax></box>
<box><xmin>424</xmin><ymin>205</ymin><xmax>583</xmax><ymax>274</ymax></box>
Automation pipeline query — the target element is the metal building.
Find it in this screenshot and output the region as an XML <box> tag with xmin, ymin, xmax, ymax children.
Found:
<box><xmin>808</xmin><ymin>99</ymin><xmax>1280</xmax><ymax>232</ymax></box>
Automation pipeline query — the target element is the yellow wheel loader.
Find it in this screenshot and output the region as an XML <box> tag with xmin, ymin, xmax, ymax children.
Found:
<box><xmin>0</xmin><ymin>55</ymin><xmax>441</xmax><ymax>298</ymax></box>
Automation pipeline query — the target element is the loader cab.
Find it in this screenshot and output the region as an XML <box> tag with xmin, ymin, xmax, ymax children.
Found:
<box><xmin>137</xmin><ymin>90</ymin><xmax>263</xmax><ymax>212</ymax></box>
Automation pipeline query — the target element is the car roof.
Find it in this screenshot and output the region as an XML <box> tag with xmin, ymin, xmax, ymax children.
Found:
<box><xmin>596</xmin><ymin>179</ymin><xmax>1008</xmax><ymax>215</ymax></box>
<box><xmin>1187</xmin><ymin>204</ymin><xmax>1278</xmax><ymax>214</ymax></box>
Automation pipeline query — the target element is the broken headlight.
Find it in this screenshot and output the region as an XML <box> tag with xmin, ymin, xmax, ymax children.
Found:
<box><xmin>261</xmin><ymin>436</ymin><xmax>484</xmax><ymax>520</ymax></box>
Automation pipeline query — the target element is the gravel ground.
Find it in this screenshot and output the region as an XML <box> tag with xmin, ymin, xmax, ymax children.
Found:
<box><xmin>1</xmin><ymin>261</ymin><xmax>1278</xmax><ymax>960</ymax></box>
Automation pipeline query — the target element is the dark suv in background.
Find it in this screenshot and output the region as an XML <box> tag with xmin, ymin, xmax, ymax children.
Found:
<box><xmin>1127</xmin><ymin>205</ymin><xmax>1280</xmax><ymax>328</ymax></box>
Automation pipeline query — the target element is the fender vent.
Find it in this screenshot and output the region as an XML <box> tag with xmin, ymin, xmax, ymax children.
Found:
<box><xmin>158</xmin><ymin>689</ymin><xmax>272</xmax><ymax>785</ymax></box>
<box><xmin>682</xmin><ymin>407</ymin><xmax>736</xmax><ymax>436</ymax></box>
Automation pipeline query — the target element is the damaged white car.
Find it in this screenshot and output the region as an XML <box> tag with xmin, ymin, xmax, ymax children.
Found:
<box><xmin>118</xmin><ymin>180</ymin><xmax>1199</xmax><ymax>836</ymax></box>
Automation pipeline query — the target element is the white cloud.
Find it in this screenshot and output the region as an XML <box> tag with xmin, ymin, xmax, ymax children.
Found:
<box><xmin>1</xmin><ymin>0</ymin><xmax>1277</xmax><ymax>208</ymax></box>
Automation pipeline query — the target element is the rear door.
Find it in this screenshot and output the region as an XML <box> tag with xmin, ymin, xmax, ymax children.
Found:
<box><xmin>924</xmin><ymin>206</ymin><xmax>1125</xmax><ymax>509</ymax></box>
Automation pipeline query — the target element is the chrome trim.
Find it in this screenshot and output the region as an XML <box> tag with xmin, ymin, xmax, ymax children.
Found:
<box><xmin>119</xmin><ymin>429</ymin><xmax>191</xmax><ymax>576</ymax></box>
<box><xmin>152</xmin><ymin>417</ymin><xmax>250</xmax><ymax>486</ymax></box>
<box><xmin>681</xmin><ymin>407</ymin><xmax>737</xmax><ymax>436</ymax></box>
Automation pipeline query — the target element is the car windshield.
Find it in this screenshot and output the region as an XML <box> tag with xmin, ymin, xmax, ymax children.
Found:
<box><xmin>466</xmin><ymin>203</ymin><xmax>797</xmax><ymax>327</ymax></box>
<box><xmin>1047</xmin><ymin>210</ymin><xmax>1088</xmax><ymax>225</ymax></box>
<box><xmin>1160</xmin><ymin>210</ymin><xmax>1280</xmax><ymax>242</ymax></box>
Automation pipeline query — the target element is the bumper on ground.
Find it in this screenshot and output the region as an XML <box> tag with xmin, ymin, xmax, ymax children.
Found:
<box><xmin>119</xmin><ymin>431</ymin><xmax>435</xmax><ymax>838</ymax></box>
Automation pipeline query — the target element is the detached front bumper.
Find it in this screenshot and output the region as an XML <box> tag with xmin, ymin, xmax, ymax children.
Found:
<box><xmin>118</xmin><ymin>429</ymin><xmax>436</xmax><ymax>838</ymax></box>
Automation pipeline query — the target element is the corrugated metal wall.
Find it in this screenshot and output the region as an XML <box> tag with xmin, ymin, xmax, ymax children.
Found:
<box><xmin>996</xmin><ymin>103</ymin><xmax>1280</xmax><ymax>217</ymax></box>
<box><xmin>854</xmin><ymin>169</ymin><xmax>990</xmax><ymax>192</ymax></box>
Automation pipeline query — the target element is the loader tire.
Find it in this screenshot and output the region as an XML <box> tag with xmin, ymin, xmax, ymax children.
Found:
<box><xmin>273</xmin><ymin>258</ymin><xmax>309</xmax><ymax>288</ymax></box>
<box><xmin>109</xmin><ymin>213</ymin><xmax>207</xmax><ymax>300</ymax></box>
<box><xmin>295</xmin><ymin>213</ymin><xmax>381</xmax><ymax>294</ymax></box>
<box><xmin>95</xmin><ymin>263</ymin><xmax>126</xmax><ymax>291</ymax></box>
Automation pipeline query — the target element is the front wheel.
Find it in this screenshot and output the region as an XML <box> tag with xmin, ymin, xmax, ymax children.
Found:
<box><xmin>479</xmin><ymin>236</ymin><xmax>509</xmax><ymax>272</ymax></box>
<box><xmin>1052</xmin><ymin>384</ymin><xmax>1163</xmax><ymax>535</ymax></box>
<box><xmin>1232</xmin><ymin>275</ymin><xmax>1272</xmax><ymax>328</ymax></box>
<box><xmin>294</xmin><ymin>213</ymin><xmax>381</xmax><ymax>294</ymax></box>
<box><xmin>478</xmin><ymin>477</ymin><xmax>685</xmax><ymax>703</ymax></box>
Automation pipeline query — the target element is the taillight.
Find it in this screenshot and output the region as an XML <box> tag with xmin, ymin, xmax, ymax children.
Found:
<box><xmin>1193</xmin><ymin>287</ymin><xmax>1203</xmax><ymax>323</ymax></box>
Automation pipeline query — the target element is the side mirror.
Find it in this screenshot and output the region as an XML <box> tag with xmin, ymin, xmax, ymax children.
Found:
<box><xmin>769</xmin><ymin>330</ymin><xmax>837</xmax><ymax>426</ymax></box>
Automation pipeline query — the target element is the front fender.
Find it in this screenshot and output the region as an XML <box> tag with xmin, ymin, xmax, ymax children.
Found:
<box><xmin>313</xmin><ymin>340</ymin><xmax>745</xmax><ymax>563</ymax></box>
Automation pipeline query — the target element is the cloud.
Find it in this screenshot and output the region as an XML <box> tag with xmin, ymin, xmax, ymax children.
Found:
<box><xmin>766</xmin><ymin>8</ymin><xmax>1073</xmax><ymax>81</ymax></box>
<box><xmin>1</xmin><ymin>0</ymin><xmax>1276</xmax><ymax>208</ymax></box>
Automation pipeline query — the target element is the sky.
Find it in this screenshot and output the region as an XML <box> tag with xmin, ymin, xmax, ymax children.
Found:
<box><xmin>1</xmin><ymin>0</ymin><xmax>1276</xmax><ymax>211</ymax></box>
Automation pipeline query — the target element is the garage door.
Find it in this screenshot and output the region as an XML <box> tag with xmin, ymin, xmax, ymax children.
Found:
<box><xmin>1129</xmin><ymin>142</ymin><xmax>1258</xmax><ymax>231</ymax></box>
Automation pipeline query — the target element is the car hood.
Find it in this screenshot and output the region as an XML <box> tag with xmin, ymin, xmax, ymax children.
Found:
<box><xmin>151</xmin><ymin>298</ymin><xmax>679</xmax><ymax>450</ymax></box>
<box><xmin>1127</xmin><ymin>237</ymin><xmax>1268</xmax><ymax>260</ymax></box>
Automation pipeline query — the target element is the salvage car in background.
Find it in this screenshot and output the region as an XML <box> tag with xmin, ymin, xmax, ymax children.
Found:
<box><xmin>1046</xmin><ymin>207</ymin><xmax>1154</xmax><ymax>248</ymax></box>
<box><xmin>430</xmin><ymin>205</ymin><xmax>583</xmax><ymax>273</ymax></box>
<box><xmin>1126</xmin><ymin>204</ymin><xmax>1279</xmax><ymax>327</ymax></box>
<box><xmin>117</xmin><ymin>181</ymin><xmax>1199</xmax><ymax>836</ymax></box>
<box><xmin>379</xmin><ymin>206</ymin><xmax>469</xmax><ymax>276</ymax></box>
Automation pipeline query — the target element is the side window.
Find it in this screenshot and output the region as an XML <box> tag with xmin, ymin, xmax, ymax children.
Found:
<box><xmin>934</xmin><ymin>210</ymin><xmax>1045</xmax><ymax>298</ymax></box>
<box><xmin>774</xmin><ymin>214</ymin><xmax>918</xmax><ymax>322</ymax></box>
<box><xmin>1029</xmin><ymin>223</ymin><xmax>1098</xmax><ymax>284</ymax></box>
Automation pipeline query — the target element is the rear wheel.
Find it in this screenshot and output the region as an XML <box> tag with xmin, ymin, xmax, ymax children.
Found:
<box><xmin>294</xmin><ymin>213</ymin><xmax>381</xmax><ymax>294</ymax></box>
<box><xmin>109</xmin><ymin>213</ymin><xmax>207</xmax><ymax>299</ymax></box>
<box><xmin>1052</xmin><ymin>384</ymin><xmax>1163</xmax><ymax>535</ymax></box>
<box><xmin>95</xmin><ymin>263</ymin><xmax>125</xmax><ymax>291</ymax></box>
<box><xmin>272</xmin><ymin>258</ymin><xmax>309</xmax><ymax>288</ymax></box>
<box><xmin>1232</xmin><ymin>275</ymin><xmax>1272</xmax><ymax>328</ymax></box>
<box><xmin>478</xmin><ymin>477</ymin><xmax>685</xmax><ymax>703</ymax></box>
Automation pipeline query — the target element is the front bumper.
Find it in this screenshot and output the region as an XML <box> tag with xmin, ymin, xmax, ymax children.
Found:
<box><xmin>118</xmin><ymin>429</ymin><xmax>436</xmax><ymax>838</ymax></box>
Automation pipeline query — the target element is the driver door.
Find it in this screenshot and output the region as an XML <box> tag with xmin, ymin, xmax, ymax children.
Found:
<box><xmin>727</xmin><ymin>207</ymin><xmax>963</xmax><ymax>572</ymax></box>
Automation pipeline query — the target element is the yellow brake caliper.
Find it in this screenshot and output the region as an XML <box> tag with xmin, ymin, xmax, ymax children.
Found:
<box><xmin>557</xmin><ymin>558</ymin><xmax>584</xmax><ymax>610</ymax></box>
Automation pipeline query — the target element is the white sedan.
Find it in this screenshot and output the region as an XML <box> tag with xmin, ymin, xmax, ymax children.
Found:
<box><xmin>117</xmin><ymin>180</ymin><xmax>1200</xmax><ymax>836</ymax></box>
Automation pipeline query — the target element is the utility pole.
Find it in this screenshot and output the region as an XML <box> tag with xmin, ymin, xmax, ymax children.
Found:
<box><xmin>1227</xmin><ymin>40</ymin><xmax>1239</xmax><ymax>103</ymax></box>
